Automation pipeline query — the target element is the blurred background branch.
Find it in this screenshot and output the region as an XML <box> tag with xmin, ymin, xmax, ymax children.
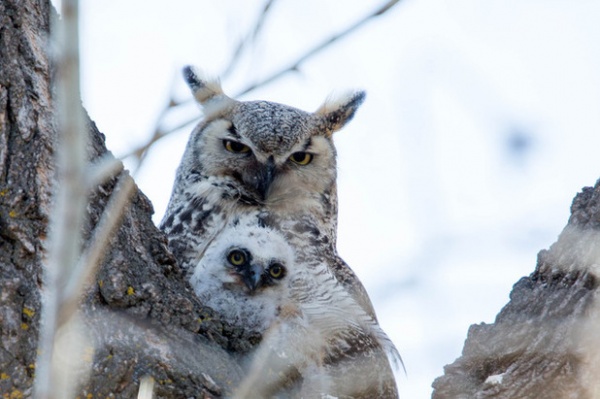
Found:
<box><xmin>35</xmin><ymin>0</ymin><xmax>88</xmax><ymax>396</ymax></box>
<box><xmin>121</xmin><ymin>0</ymin><xmax>402</xmax><ymax>170</ymax></box>
<box><xmin>34</xmin><ymin>1</ymin><xmax>135</xmax><ymax>397</ymax></box>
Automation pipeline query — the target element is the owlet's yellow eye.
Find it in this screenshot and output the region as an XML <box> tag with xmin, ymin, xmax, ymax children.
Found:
<box><xmin>268</xmin><ymin>263</ymin><xmax>285</xmax><ymax>279</ymax></box>
<box><xmin>227</xmin><ymin>249</ymin><xmax>247</xmax><ymax>266</ymax></box>
<box><xmin>223</xmin><ymin>139</ymin><xmax>251</xmax><ymax>154</ymax></box>
<box><xmin>289</xmin><ymin>152</ymin><xmax>313</xmax><ymax>165</ymax></box>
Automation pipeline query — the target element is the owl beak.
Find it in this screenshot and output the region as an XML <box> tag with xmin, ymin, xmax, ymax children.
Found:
<box><xmin>241</xmin><ymin>264</ymin><xmax>263</xmax><ymax>291</ymax></box>
<box><xmin>255</xmin><ymin>158</ymin><xmax>277</xmax><ymax>200</ymax></box>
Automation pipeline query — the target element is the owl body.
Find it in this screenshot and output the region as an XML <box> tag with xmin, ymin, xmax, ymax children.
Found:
<box><xmin>160</xmin><ymin>66</ymin><xmax>401</xmax><ymax>396</ymax></box>
<box><xmin>160</xmin><ymin>66</ymin><xmax>376</xmax><ymax>316</ymax></box>
<box><xmin>189</xmin><ymin>218</ymin><xmax>400</xmax><ymax>398</ymax></box>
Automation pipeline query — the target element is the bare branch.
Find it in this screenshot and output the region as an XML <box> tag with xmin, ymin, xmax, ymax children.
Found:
<box><xmin>137</xmin><ymin>376</ymin><xmax>156</xmax><ymax>399</ymax></box>
<box><xmin>123</xmin><ymin>0</ymin><xmax>278</xmax><ymax>163</ymax></box>
<box><xmin>221</xmin><ymin>0</ymin><xmax>278</xmax><ymax>78</ymax></box>
<box><xmin>120</xmin><ymin>115</ymin><xmax>196</xmax><ymax>168</ymax></box>
<box><xmin>236</xmin><ymin>0</ymin><xmax>401</xmax><ymax>97</ymax></box>
<box><xmin>60</xmin><ymin>172</ymin><xmax>136</xmax><ymax>325</ymax></box>
<box><xmin>87</xmin><ymin>154</ymin><xmax>124</xmax><ymax>190</ymax></box>
<box><xmin>35</xmin><ymin>0</ymin><xmax>87</xmax><ymax>397</ymax></box>
<box><xmin>128</xmin><ymin>0</ymin><xmax>401</xmax><ymax>170</ymax></box>
<box><xmin>120</xmin><ymin>72</ymin><xmax>184</xmax><ymax>167</ymax></box>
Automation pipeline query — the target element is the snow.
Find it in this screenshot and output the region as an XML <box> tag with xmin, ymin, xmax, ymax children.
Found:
<box><xmin>485</xmin><ymin>373</ymin><xmax>505</xmax><ymax>385</ymax></box>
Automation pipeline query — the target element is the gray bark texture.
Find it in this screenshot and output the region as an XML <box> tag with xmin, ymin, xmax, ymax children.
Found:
<box><xmin>432</xmin><ymin>181</ymin><xmax>600</xmax><ymax>398</ymax></box>
<box><xmin>0</xmin><ymin>1</ymin><xmax>252</xmax><ymax>397</ymax></box>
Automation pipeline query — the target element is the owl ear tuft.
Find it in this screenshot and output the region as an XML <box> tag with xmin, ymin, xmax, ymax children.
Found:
<box><xmin>182</xmin><ymin>65</ymin><xmax>226</xmax><ymax>105</ymax></box>
<box><xmin>316</xmin><ymin>90</ymin><xmax>366</xmax><ymax>134</ymax></box>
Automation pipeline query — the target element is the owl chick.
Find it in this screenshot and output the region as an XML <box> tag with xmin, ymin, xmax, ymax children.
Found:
<box><xmin>160</xmin><ymin>66</ymin><xmax>375</xmax><ymax>317</ymax></box>
<box><xmin>189</xmin><ymin>214</ymin><xmax>295</xmax><ymax>335</ymax></box>
<box><xmin>190</xmin><ymin>215</ymin><xmax>400</xmax><ymax>399</ymax></box>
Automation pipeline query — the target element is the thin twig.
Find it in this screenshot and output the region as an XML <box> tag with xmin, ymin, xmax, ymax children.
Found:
<box><xmin>60</xmin><ymin>172</ymin><xmax>136</xmax><ymax>325</ymax></box>
<box><xmin>126</xmin><ymin>0</ymin><xmax>401</xmax><ymax>169</ymax></box>
<box><xmin>120</xmin><ymin>114</ymin><xmax>197</xmax><ymax>167</ymax></box>
<box><xmin>236</xmin><ymin>0</ymin><xmax>400</xmax><ymax>96</ymax></box>
<box><xmin>120</xmin><ymin>72</ymin><xmax>183</xmax><ymax>167</ymax></box>
<box><xmin>137</xmin><ymin>376</ymin><xmax>156</xmax><ymax>399</ymax></box>
<box><xmin>87</xmin><ymin>154</ymin><xmax>124</xmax><ymax>190</ymax></box>
<box><xmin>35</xmin><ymin>0</ymin><xmax>87</xmax><ymax>397</ymax></box>
<box><xmin>221</xmin><ymin>0</ymin><xmax>278</xmax><ymax>78</ymax></box>
<box><xmin>122</xmin><ymin>1</ymin><xmax>278</xmax><ymax>163</ymax></box>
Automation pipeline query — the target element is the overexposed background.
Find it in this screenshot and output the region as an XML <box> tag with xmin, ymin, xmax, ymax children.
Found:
<box><xmin>62</xmin><ymin>0</ymin><xmax>600</xmax><ymax>397</ymax></box>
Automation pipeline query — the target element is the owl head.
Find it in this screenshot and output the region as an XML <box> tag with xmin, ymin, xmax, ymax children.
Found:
<box><xmin>191</xmin><ymin>216</ymin><xmax>295</xmax><ymax>295</ymax></box>
<box><xmin>179</xmin><ymin>66</ymin><xmax>365</xmax><ymax>212</ymax></box>
<box><xmin>189</xmin><ymin>217</ymin><xmax>297</xmax><ymax>334</ymax></box>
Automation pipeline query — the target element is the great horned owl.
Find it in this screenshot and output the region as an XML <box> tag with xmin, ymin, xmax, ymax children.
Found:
<box><xmin>160</xmin><ymin>66</ymin><xmax>375</xmax><ymax>316</ymax></box>
<box><xmin>190</xmin><ymin>215</ymin><xmax>400</xmax><ymax>398</ymax></box>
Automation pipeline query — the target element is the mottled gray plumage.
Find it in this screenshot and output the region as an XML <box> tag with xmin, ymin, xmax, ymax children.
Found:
<box><xmin>160</xmin><ymin>65</ymin><xmax>401</xmax><ymax>396</ymax></box>
<box><xmin>189</xmin><ymin>216</ymin><xmax>400</xmax><ymax>398</ymax></box>
<box><xmin>160</xmin><ymin>66</ymin><xmax>376</xmax><ymax>317</ymax></box>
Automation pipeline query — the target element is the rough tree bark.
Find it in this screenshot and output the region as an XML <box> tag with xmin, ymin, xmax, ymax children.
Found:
<box><xmin>432</xmin><ymin>182</ymin><xmax>600</xmax><ymax>399</ymax></box>
<box><xmin>0</xmin><ymin>1</ymin><xmax>252</xmax><ymax>397</ymax></box>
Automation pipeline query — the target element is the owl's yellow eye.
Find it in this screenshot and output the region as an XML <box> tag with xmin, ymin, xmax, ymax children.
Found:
<box><xmin>289</xmin><ymin>152</ymin><xmax>313</xmax><ymax>165</ymax></box>
<box><xmin>268</xmin><ymin>263</ymin><xmax>285</xmax><ymax>279</ymax></box>
<box><xmin>227</xmin><ymin>250</ymin><xmax>247</xmax><ymax>266</ymax></box>
<box><xmin>223</xmin><ymin>139</ymin><xmax>251</xmax><ymax>154</ymax></box>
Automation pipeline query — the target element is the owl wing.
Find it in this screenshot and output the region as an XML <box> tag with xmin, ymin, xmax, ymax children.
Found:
<box><xmin>233</xmin><ymin>262</ymin><xmax>400</xmax><ymax>399</ymax></box>
<box><xmin>294</xmin><ymin>264</ymin><xmax>402</xmax><ymax>397</ymax></box>
<box><xmin>328</xmin><ymin>253</ymin><xmax>379</xmax><ymax>321</ymax></box>
<box><xmin>261</xmin><ymin>212</ymin><xmax>380</xmax><ymax>321</ymax></box>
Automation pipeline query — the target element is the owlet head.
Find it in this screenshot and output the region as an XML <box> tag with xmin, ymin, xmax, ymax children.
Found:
<box><xmin>182</xmin><ymin>65</ymin><xmax>366</xmax><ymax>207</ymax></box>
<box><xmin>195</xmin><ymin>220</ymin><xmax>295</xmax><ymax>294</ymax></box>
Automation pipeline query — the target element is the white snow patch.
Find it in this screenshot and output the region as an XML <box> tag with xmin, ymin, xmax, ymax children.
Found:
<box><xmin>484</xmin><ymin>373</ymin><xmax>505</xmax><ymax>385</ymax></box>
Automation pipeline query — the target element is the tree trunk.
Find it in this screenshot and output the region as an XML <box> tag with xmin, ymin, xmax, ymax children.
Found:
<box><xmin>0</xmin><ymin>1</ymin><xmax>248</xmax><ymax>397</ymax></box>
<box><xmin>432</xmin><ymin>181</ymin><xmax>600</xmax><ymax>398</ymax></box>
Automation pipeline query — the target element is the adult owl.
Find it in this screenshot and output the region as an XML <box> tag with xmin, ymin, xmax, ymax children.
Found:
<box><xmin>189</xmin><ymin>215</ymin><xmax>400</xmax><ymax>398</ymax></box>
<box><xmin>160</xmin><ymin>66</ymin><xmax>375</xmax><ymax>316</ymax></box>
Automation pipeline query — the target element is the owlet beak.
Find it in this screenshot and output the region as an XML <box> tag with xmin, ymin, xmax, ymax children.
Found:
<box><xmin>241</xmin><ymin>264</ymin><xmax>264</xmax><ymax>292</ymax></box>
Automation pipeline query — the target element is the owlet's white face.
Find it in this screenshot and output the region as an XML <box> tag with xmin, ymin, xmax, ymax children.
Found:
<box><xmin>189</xmin><ymin>220</ymin><xmax>295</xmax><ymax>334</ymax></box>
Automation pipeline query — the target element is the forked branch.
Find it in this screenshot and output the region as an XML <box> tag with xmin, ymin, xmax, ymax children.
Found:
<box><xmin>124</xmin><ymin>0</ymin><xmax>401</xmax><ymax>167</ymax></box>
